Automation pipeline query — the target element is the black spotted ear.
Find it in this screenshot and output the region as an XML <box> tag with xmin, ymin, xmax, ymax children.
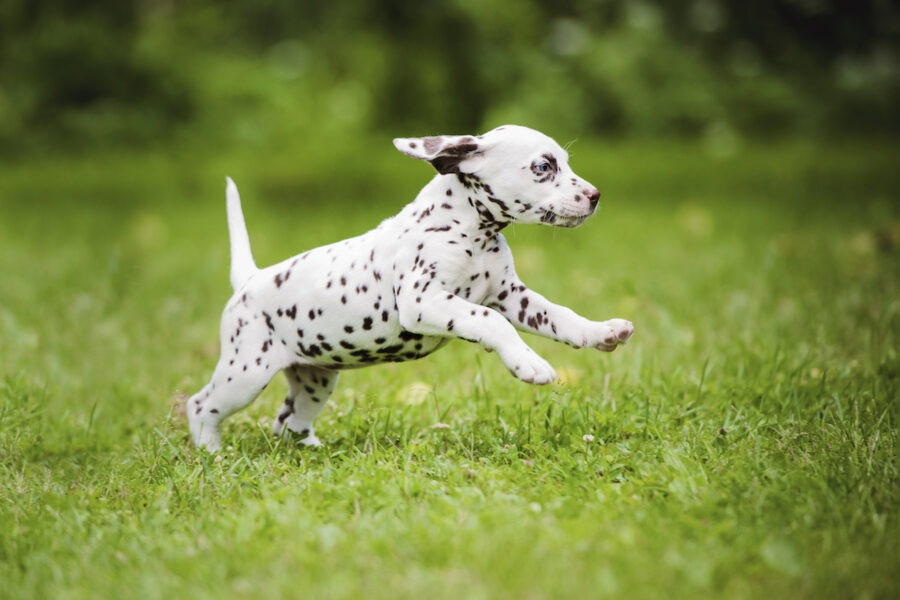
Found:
<box><xmin>392</xmin><ymin>135</ymin><xmax>483</xmax><ymax>175</ymax></box>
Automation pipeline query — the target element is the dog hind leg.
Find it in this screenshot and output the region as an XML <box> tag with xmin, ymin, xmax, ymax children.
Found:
<box><xmin>187</xmin><ymin>359</ymin><xmax>276</xmax><ymax>452</ymax></box>
<box><xmin>272</xmin><ymin>365</ymin><xmax>339</xmax><ymax>447</ymax></box>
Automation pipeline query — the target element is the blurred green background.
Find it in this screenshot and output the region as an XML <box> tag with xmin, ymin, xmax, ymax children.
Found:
<box><xmin>1</xmin><ymin>3</ymin><xmax>899</xmax><ymax>599</ymax></box>
<box><xmin>1</xmin><ymin>0</ymin><xmax>898</xmax><ymax>152</ymax></box>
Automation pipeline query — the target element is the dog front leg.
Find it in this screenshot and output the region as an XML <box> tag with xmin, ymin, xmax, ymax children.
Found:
<box><xmin>396</xmin><ymin>289</ymin><xmax>557</xmax><ymax>384</ymax></box>
<box><xmin>488</xmin><ymin>279</ymin><xmax>633</xmax><ymax>351</ymax></box>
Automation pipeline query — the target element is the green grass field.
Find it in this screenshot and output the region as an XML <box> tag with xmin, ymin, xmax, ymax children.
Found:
<box><xmin>1</xmin><ymin>138</ymin><xmax>897</xmax><ymax>599</ymax></box>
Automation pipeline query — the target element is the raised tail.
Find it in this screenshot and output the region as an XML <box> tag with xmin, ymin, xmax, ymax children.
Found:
<box><xmin>225</xmin><ymin>177</ymin><xmax>258</xmax><ymax>290</ymax></box>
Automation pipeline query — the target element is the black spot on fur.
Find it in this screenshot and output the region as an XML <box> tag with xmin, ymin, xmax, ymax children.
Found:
<box><xmin>378</xmin><ymin>344</ymin><xmax>404</xmax><ymax>354</ymax></box>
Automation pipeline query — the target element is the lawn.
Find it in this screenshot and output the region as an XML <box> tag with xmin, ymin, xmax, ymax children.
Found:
<box><xmin>0</xmin><ymin>137</ymin><xmax>897</xmax><ymax>599</ymax></box>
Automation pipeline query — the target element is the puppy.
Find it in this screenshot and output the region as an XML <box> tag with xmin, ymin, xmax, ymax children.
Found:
<box><xmin>187</xmin><ymin>125</ymin><xmax>633</xmax><ymax>450</ymax></box>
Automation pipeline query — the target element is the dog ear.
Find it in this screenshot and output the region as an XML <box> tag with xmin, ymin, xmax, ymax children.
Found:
<box><xmin>392</xmin><ymin>135</ymin><xmax>484</xmax><ymax>175</ymax></box>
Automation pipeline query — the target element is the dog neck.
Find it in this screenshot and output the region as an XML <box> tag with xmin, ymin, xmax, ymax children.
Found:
<box><xmin>399</xmin><ymin>173</ymin><xmax>511</xmax><ymax>244</ymax></box>
<box><xmin>448</xmin><ymin>173</ymin><xmax>510</xmax><ymax>235</ymax></box>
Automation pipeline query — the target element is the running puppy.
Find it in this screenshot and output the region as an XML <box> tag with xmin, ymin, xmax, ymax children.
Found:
<box><xmin>187</xmin><ymin>125</ymin><xmax>634</xmax><ymax>451</ymax></box>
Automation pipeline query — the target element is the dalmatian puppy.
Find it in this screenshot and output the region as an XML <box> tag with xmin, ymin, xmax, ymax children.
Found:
<box><xmin>186</xmin><ymin>125</ymin><xmax>634</xmax><ymax>451</ymax></box>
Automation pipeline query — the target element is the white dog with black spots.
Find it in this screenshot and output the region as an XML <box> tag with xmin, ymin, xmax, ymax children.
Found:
<box><xmin>187</xmin><ymin>125</ymin><xmax>634</xmax><ymax>451</ymax></box>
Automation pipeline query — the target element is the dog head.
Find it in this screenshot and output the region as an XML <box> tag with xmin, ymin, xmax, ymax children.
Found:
<box><xmin>394</xmin><ymin>125</ymin><xmax>600</xmax><ymax>228</ymax></box>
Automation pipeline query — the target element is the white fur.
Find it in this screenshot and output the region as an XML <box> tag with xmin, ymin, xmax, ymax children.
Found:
<box><xmin>225</xmin><ymin>177</ymin><xmax>257</xmax><ymax>290</ymax></box>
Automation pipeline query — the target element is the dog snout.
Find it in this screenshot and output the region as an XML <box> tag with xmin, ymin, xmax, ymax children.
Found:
<box><xmin>586</xmin><ymin>188</ymin><xmax>600</xmax><ymax>210</ymax></box>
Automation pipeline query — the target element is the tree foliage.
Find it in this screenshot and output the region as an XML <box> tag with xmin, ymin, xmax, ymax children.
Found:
<box><xmin>0</xmin><ymin>0</ymin><xmax>897</xmax><ymax>149</ymax></box>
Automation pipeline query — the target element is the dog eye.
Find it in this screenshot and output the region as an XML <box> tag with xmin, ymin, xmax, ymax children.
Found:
<box><xmin>536</xmin><ymin>161</ymin><xmax>551</xmax><ymax>172</ymax></box>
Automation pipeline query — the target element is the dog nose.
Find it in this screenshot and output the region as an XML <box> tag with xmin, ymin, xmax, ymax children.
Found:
<box><xmin>586</xmin><ymin>188</ymin><xmax>600</xmax><ymax>209</ymax></box>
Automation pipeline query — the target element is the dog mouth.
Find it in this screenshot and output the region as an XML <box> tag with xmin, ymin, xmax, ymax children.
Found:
<box><xmin>556</xmin><ymin>214</ymin><xmax>590</xmax><ymax>228</ymax></box>
<box><xmin>539</xmin><ymin>210</ymin><xmax>591</xmax><ymax>228</ymax></box>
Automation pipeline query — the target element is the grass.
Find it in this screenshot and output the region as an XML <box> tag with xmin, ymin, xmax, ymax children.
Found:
<box><xmin>0</xmin><ymin>136</ymin><xmax>898</xmax><ymax>599</ymax></box>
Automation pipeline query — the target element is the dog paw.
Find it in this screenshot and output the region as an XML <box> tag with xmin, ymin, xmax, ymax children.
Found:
<box><xmin>195</xmin><ymin>429</ymin><xmax>222</xmax><ymax>453</ymax></box>
<box><xmin>504</xmin><ymin>346</ymin><xmax>557</xmax><ymax>384</ymax></box>
<box><xmin>299</xmin><ymin>434</ymin><xmax>322</xmax><ymax>447</ymax></box>
<box><xmin>187</xmin><ymin>403</ymin><xmax>222</xmax><ymax>451</ymax></box>
<box><xmin>282</xmin><ymin>421</ymin><xmax>322</xmax><ymax>447</ymax></box>
<box><xmin>589</xmin><ymin>319</ymin><xmax>634</xmax><ymax>352</ymax></box>
<box><xmin>607</xmin><ymin>319</ymin><xmax>634</xmax><ymax>343</ymax></box>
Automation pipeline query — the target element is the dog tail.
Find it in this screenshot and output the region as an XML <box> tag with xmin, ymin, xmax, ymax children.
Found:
<box><xmin>225</xmin><ymin>177</ymin><xmax>258</xmax><ymax>290</ymax></box>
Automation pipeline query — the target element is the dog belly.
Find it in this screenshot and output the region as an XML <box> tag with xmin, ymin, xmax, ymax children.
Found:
<box><xmin>245</xmin><ymin>279</ymin><xmax>449</xmax><ymax>369</ymax></box>
<box><xmin>291</xmin><ymin>322</ymin><xmax>450</xmax><ymax>369</ymax></box>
